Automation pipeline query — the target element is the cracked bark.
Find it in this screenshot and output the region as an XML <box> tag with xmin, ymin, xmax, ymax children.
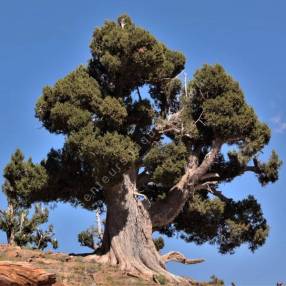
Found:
<box><xmin>85</xmin><ymin>169</ymin><xmax>182</xmax><ymax>282</ymax></box>
<box><xmin>84</xmin><ymin>139</ymin><xmax>222</xmax><ymax>283</ymax></box>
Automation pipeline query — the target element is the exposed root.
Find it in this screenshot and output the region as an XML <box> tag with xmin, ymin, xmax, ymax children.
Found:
<box><xmin>83</xmin><ymin>251</ymin><xmax>197</xmax><ymax>285</ymax></box>
<box><xmin>82</xmin><ymin>171</ymin><xmax>200</xmax><ymax>285</ymax></box>
<box><xmin>83</xmin><ymin>253</ymin><xmax>110</xmax><ymax>264</ymax></box>
<box><xmin>162</xmin><ymin>251</ymin><xmax>205</xmax><ymax>265</ymax></box>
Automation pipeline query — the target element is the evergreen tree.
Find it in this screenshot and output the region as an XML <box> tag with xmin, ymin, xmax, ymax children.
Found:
<box><xmin>1</xmin><ymin>150</ymin><xmax>57</xmax><ymax>250</ymax></box>
<box><xmin>31</xmin><ymin>223</ymin><xmax>58</xmax><ymax>250</ymax></box>
<box><xmin>153</xmin><ymin>236</ymin><xmax>165</xmax><ymax>252</ymax></box>
<box><xmin>78</xmin><ymin>226</ymin><xmax>102</xmax><ymax>251</ymax></box>
<box><xmin>78</xmin><ymin>209</ymin><xmax>103</xmax><ymax>251</ymax></box>
<box><xmin>11</xmin><ymin>16</ymin><xmax>282</xmax><ymax>282</ymax></box>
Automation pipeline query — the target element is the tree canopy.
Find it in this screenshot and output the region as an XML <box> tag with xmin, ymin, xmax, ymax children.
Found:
<box><xmin>9</xmin><ymin>15</ymin><xmax>282</xmax><ymax>258</ymax></box>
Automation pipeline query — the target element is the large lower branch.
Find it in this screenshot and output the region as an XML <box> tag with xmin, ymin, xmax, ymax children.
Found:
<box><xmin>150</xmin><ymin>187</ymin><xmax>190</xmax><ymax>230</ymax></box>
<box><xmin>150</xmin><ymin>139</ymin><xmax>222</xmax><ymax>228</ymax></box>
<box><xmin>162</xmin><ymin>251</ymin><xmax>205</xmax><ymax>265</ymax></box>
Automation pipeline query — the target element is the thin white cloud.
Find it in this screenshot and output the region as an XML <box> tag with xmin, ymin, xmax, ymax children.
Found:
<box><xmin>271</xmin><ymin>115</ymin><xmax>286</xmax><ymax>133</ymax></box>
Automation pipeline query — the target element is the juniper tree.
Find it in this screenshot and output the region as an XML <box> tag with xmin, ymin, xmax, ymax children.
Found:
<box><xmin>31</xmin><ymin>223</ymin><xmax>58</xmax><ymax>250</ymax></box>
<box><xmin>78</xmin><ymin>226</ymin><xmax>102</xmax><ymax>251</ymax></box>
<box><xmin>13</xmin><ymin>15</ymin><xmax>281</xmax><ymax>282</ymax></box>
<box><xmin>153</xmin><ymin>237</ymin><xmax>165</xmax><ymax>252</ymax></box>
<box><xmin>78</xmin><ymin>209</ymin><xmax>103</xmax><ymax>250</ymax></box>
<box><xmin>1</xmin><ymin>150</ymin><xmax>57</xmax><ymax>250</ymax></box>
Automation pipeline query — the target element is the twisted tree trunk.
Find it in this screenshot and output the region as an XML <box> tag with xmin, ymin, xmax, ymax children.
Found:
<box><xmin>85</xmin><ymin>169</ymin><xmax>182</xmax><ymax>282</ymax></box>
<box><xmin>84</xmin><ymin>141</ymin><xmax>221</xmax><ymax>282</ymax></box>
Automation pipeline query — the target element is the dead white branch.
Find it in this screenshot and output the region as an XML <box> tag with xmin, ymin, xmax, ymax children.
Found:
<box><xmin>162</xmin><ymin>251</ymin><xmax>205</xmax><ymax>265</ymax></box>
<box><xmin>200</xmin><ymin>173</ymin><xmax>220</xmax><ymax>181</ymax></box>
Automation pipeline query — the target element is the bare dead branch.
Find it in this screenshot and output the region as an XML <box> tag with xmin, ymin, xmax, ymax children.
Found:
<box><xmin>194</xmin><ymin>181</ymin><xmax>218</xmax><ymax>191</ymax></box>
<box><xmin>194</xmin><ymin>111</ymin><xmax>205</xmax><ymax>125</ymax></box>
<box><xmin>200</xmin><ymin>173</ymin><xmax>220</xmax><ymax>181</ymax></box>
<box><xmin>184</xmin><ymin>72</ymin><xmax>188</xmax><ymax>97</ymax></box>
<box><xmin>162</xmin><ymin>251</ymin><xmax>205</xmax><ymax>265</ymax></box>
<box><xmin>206</xmin><ymin>185</ymin><xmax>231</xmax><ymax>203</ymax></box>
<box><xmin>136</xmin><ymin>87</ymin><xmax>142</xmax><ymax>101</ymax></box>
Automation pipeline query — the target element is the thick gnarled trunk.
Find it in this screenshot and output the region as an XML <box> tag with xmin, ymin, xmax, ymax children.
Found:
<box><xmin>84</xmin><ymin>141</ymin><xmax>222</xmax><ymax>283</ymax></box>
<box><xmin>100</xmin><ymin>170</ymin><xmax>171</xmax><ymax>278</ymax></box>
<box><xmin>85</xmin><ymin>169</ymin><xmax>184</xmax><ymax>282</ymax></box>
<box><xmin>151</xmin><ymin>139</ymin><xmax>222</xmax><ymax>228</ymax></box>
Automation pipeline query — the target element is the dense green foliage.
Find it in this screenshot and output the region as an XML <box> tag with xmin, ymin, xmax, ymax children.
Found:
<box><xmin>1</xmin><ymin>150</ymin><xmax>57</xmax><ymax>250</ymax></box>
<box><xmin>153</xmin><ymin>236</ymin><xmax>165</xmax><ymax>251</ymax></box>
<box><xmin>78</xmin><ymin>226</ymin><xmax>102</xmax><ymax>250</ymax></box>
<box><xmin>144</xmin><ymin>142</ymin><xmax>188</xmax><ymax>188</ymax></box>
<box><xmin>3</xmin><ymin>149</ymin><xmax>48</xmax><ymax>206</ymax></box>
<box><xmin>4</xmin><ymin>15</ymin><xmax>282</xmax><ymax>255</ymax></box>
<box><xmin>166</xmin><ymin>193</ymin><xmax>268</xmax><ymax>254</ymax></box>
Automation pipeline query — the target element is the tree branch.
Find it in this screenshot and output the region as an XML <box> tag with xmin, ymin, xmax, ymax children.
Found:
<box><xmin>155</xmin><ymin>113</ymin><xmax>194</xmax><ymax>140</ymax></box>
<box><xmin>200</xmin><ymin>173</ymin><xmax>220</xmax><ymax>181</ymax></box>
<box><xmin>194</xmin><ymin>181</ymin><xmax>217</xmax><ymax>191</ymax></box>
<box><xmin>150</xmin><ymin>139</ymin><xmax>222</xmax><ymax>228</ymax></box>
<box><xmin>216</xmin><ymin>164</ymin><xmax>259</xmax><ymax>184</ymax></box>
<box><xmin>207</xmin><ymin>186</ymin><xmax>231</xmax><ymax>203</ymax></box>
<box><xmin>136</xmin><ymin>170</ymin><xmax>149</xmax><ymax>187</ymax></box>
<box><xmin>136</xmin><ymin>87</ymin><xmax>142</xmax><ymax>101</ymax></box>
<box><xmin>245</xmin><ymin>166</ymin><xmax>258</xmax><ymax>173</ymax></box>
<box><xmin>162</xmin><ymin>251</ymin><xmax>205</xmax><ymax>265</ymax></box>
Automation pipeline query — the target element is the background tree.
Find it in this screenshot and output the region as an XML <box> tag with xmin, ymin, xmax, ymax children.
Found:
<box><xmin>1</xmin><ymin>150</ymin><xmax>58</xmax><ymax>250</ymax></box>
<box><xmin>13</xmin><ymin>15</ymin><xmax>281</xmax><ymax>282</ymax></box>
<box><xmin>78</xmin><ymin>208</ymin><xmax>103</xmax><ymax>251</ymax></box>
<box><xmin>153</xmin><ymin>236</ymin><xmax>165</xmax><ymax>252</ymax></box>
<box><xmin>78</xmin><ymin>226</ymin><xmax>102</xmax><ymax>251</ymax></box>
<box><xmin>31</xmin><ymin>223</ymin><xmax>58</xmax><ymax>250</ymax></box>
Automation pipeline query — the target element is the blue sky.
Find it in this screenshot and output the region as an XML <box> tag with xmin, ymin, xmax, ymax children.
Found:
<box><xmin>0</xmin><ymin>1</ymin><xmax>285</xmax><ymax>285</ymax></box>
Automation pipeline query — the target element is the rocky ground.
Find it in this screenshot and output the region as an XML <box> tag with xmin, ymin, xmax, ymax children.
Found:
<box><xmin>0</xmin><ymin>245</ymin><xmax>223</xmax><ymax>286</ymax></box>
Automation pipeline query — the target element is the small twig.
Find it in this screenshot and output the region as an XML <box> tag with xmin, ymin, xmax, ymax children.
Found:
<box><xmin>194</xmin><ymin>111</ymin><xmax>205</xmax><ymax>126</ymax></box>
<box><xmin>194</xmin><ymin>181</ymin><xmax>218</xmax><ymax>191</ymax></box>
<box><xmin>136</xmin><ymin>87</ymin><xmax>142</xmax><ymax>101</ymax></box>
<box><xmin>134</xmin><ymin>191</ymin><xmax>151</xmax><ymax>206</ymax></box>
<box><xmin>119</xmin><ymin>18</ymin><xmax>126</xmax><ymax>29</ymax></box>
<box><xmin>206</xmin><ymin>184</ymin><xmax>231</xmax><ymax>203</ymax></box>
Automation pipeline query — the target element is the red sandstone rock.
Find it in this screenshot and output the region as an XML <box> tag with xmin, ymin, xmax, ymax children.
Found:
<box><xmin>0</xmin><ymin>261</ymin><xmax>57</xmax><ymax>286</ymax></box>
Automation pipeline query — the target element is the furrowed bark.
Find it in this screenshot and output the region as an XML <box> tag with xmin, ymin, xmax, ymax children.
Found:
<box><xmin>84</xmin><ymin>139</ymin><xmax>221</xmax><ymax>282</ymax></box>
<box><xmin>85</xmin><ymin>168</ymin><xmax>184</xmax><ymax>282</ymax></box>
<box><xmin>150</xmin><ymin>139</ymin><xmax>222</xmax><ymax>228</ymax></box>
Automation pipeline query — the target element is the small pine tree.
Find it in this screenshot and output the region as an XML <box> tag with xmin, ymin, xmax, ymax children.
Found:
<box><xmin>32</xmin><ymin>224</ymin><xmax>58</xmax><ymax>250</ymax></box>
<box><xmin>78</xmin><ymin>226</ymin><xmax>102</xmax><ymax>250</ymax></box>
<box><xmin>0</xmin><ymin>150</ymin><xmax>57</xmax><ymax>250</ymax></box>
<box><xmin>0</xmin><ymin>202</ymin><xmax>58</xmax><ymax>250</ymax></box>
<box><xmin>78</xmin><ymin>209</ymin><xmax>103</xmax><ymax>250</ymax></box>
